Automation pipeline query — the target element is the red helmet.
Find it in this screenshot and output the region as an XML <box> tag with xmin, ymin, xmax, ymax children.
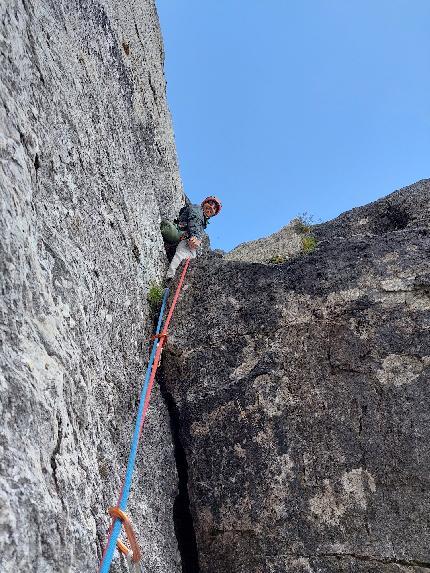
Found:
<box><xmin>202</xmin><ymin>196</ymin><xmax>222</xmax><ymax>216</ymax></box>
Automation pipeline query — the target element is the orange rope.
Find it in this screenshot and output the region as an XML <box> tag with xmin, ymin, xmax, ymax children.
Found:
<box><xmin>99</xmin><ymin>259</ymin><xmax>191</xmax><ymax>573</ymax></box>
<box><xmin>138</xmin><ymin>258</ymin><xmax>190</xmax><ymax>438</ymax></box>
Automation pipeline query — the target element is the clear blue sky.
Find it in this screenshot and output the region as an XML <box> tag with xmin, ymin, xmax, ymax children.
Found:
<box><xmin>156</xmin><ymin>1</ymin><xmax>429</xmax><ymax>251</ymax></box>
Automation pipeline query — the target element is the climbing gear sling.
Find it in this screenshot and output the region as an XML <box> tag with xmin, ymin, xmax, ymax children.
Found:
<box><xmin>108</xmin><ymin>507</ymin><xmax>142</xmax><ymax>572</ymax></box>
<box><xmin>98</xmin><ymin>259</ymin><xmax>191</xmax><ymax>573</ymax></box>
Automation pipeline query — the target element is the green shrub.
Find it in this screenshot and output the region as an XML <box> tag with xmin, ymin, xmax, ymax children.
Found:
<box><xmin>292</xmin><ymin>212</ymin><xmax>314</xmax><ymax>235</ymax></box>
<box><xmin>147</xmin><ymin>283</ymin><xmax>163</xmax><ymax>310</ymax></box>
<box><xmin>268</xmin><ymin>254</ymin><xmax>287</xmax><ymax>265</ymax></box>
<box><xmin>301</xmin><ymin>235</ymin><xmax>317</xmax><ymax>253</ymax></box>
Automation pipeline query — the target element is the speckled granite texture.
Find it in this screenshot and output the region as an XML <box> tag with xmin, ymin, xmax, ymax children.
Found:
<box><xmin>1</xmin><ymin>1</ymin><xmax>183</xmax><ymax>571</ymax></box>
<box><xmin>165</xmin><ymin>180</ymin><xmax>430</xmax><ymax>573</ymax></box>
<box><xmin>2</xmin><ymin>2</ymin><xmax>430</xmax><ymax>572</ymax></box>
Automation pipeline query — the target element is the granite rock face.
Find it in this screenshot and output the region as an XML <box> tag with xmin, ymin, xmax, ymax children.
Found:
<box><xmin>164</xmin><ymin>180</ymin><xmax>430</xmax><ymax>573</ymax></box>
<box><xmin>1</xmin><ymin>1</ymin><xmax>184</xmax><ymax>571</ymax></box>
<box><xmin>2</xmin><ymin>2</ymin><xmax>430</xmax><ymax>572</ymax></box>
<box><xmin>225</xmin><ymin>222</ymin><xmax>303</xmax><ymax>264</ymax></box>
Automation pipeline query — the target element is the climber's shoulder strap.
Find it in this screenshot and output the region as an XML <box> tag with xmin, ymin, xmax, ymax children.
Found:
<box><xmin>177</xmin><ymin>205</ymin><xmax>188</xmax><ymax>220</ymax></box>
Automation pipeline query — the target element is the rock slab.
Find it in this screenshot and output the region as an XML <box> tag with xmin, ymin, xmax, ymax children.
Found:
<box><xmin>0</xmin><ymin>1</ymin><xmax>183</xmax><ymax>571</ymax></box>
<box><xmin>165</xmin><ymin>180</ymin><xmax>430</xmax><ymax>573</ymax></box>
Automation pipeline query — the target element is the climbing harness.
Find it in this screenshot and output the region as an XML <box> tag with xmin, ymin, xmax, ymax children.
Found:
<box><xmin>98</xmin><ymin>259</ymin><xmax>191</xmax><ymax>573</ymax></box>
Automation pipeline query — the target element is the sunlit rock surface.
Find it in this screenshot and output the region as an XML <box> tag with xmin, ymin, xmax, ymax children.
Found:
<box><xmin>225</xmin><ymin>221</ymin><xmax>303</xmax><ymax>264</ymax></box>
<box><xmin>2</xmin><ymin>1</ymin><xmax>430</xmax><ymax>572</ymax></box>
<box><xmin>166</xmin><ymin>180</ymin><xmax>430</xmax><ymax>573</ymax></box>
<box><xmin>0</xmin><ymin>1</ymin><xmax>183</xmax><ymax>571</ymax></box>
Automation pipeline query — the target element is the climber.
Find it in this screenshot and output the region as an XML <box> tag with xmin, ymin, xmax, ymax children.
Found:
<box><xmin>160</xmin><ymin>196</ymin><xmax>222</xmax><ymax>281</ymax></box>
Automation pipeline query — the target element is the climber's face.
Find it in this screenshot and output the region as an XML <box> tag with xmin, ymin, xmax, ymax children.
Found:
<box><xmin>203</xmin><ymin>202</ymin><xmax>217</xmax><ymax>218</ymax></box>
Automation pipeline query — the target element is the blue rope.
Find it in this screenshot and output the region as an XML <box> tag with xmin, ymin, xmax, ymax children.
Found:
<box><xmin>99</xmin><ymin>288</ymin><xmax>170</xmax><ymax>573</ymax></box>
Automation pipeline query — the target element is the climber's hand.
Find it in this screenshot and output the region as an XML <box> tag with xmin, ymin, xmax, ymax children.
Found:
<box><xmin>188</xmin><ymin>236</ymin><xmax>201</xmax><ymax>250</ymax></box>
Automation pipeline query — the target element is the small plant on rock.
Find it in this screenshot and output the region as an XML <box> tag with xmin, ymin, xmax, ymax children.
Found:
<box><xmin>147</xmin><ymin>283</ymin><xmax>163</xmax><ymax>311</ymax></box>
<box><xmin>268</xmin><ymin>254</ymin><xmax>287</xmax><ymax>265</ymax></box>
<box><xmin>301</xmin><ymin>235</ymin><xmax>317</xmax><ymax>254</ymax></box>
<box><xmin>292</xmin><ymin>212</ymin><xmax>315</xmax><ymax>235</ymax></box>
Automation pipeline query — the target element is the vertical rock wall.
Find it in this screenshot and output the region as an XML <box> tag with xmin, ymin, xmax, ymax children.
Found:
<box><xmin>1</xmin><ymin>1</ymin><xmax>183</xmax><ymax>571</ymax></box>
<box><xmin>165</xmin><ymin>181</ymin><xmax>430</xmax><ymax>573</ymax></box>
<box><xmin>2</xmin><ymin>2</ymin><xmax>430</xmax><ymax>573</ymax></box>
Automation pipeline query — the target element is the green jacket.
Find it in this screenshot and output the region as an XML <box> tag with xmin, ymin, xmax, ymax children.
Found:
<box><xmin>160</xmin><ymin>203</ymin><xmax>209</xmax><ymax>245</ymax></box>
